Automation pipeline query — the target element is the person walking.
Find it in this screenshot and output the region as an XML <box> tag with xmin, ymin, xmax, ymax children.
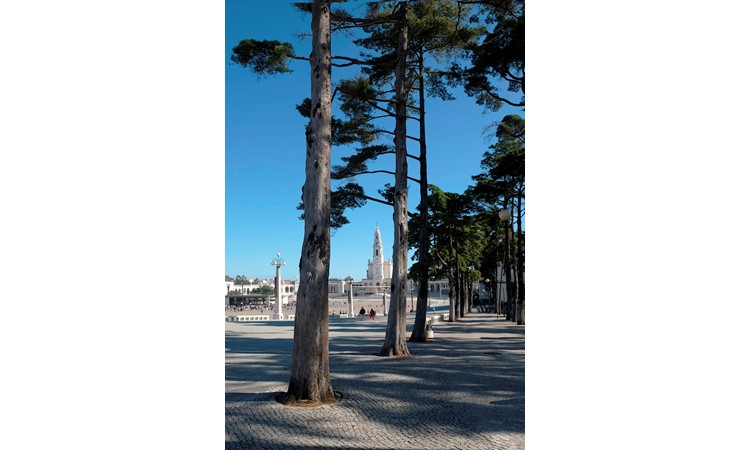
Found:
<box><xmin>369</xmin><ymin>308</ymin><xmax>376</xmax><ymax>320</ymax></box>
<box><xmin>359</xmin><ymin>307</ymin><xmax>366</xmax><ymax>321</ymax></box>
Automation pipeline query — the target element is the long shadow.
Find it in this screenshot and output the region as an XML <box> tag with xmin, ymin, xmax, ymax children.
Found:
<box><xmin>226</xmin><ymin>315</ymin><xmax>525</xmax><ymax>448</ymax></box>
<box><xmin>225</xmin><ymin>336</ymin><xmax>292</xmax><ymax>354</ymax></box>
<box><xmin>227</xmin><ymin>441</ymin><xmax>420</xmax><ymax>450</ymax></box>
<box><xmin>228</xmin><ymin>367</ymin><xmax>523</xmax><ymax>448</ymax></box>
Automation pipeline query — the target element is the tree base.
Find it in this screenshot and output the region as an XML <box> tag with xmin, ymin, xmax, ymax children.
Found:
<box><xmin>275</xmin><ymin>391</ymin><xmax>343</xmax><ymax>407</ymax></box>
<box><xmin>374</xmin><ymin>350</ymin><xmax>412</xmax><ymax>358</ymax></box>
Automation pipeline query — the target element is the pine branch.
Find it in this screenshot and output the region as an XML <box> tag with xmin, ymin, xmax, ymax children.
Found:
<box><xmin>343</xmin><ymin>169</ymin><xmax>421</xmax><ymax>184</ymax></box>
<box><xmin>486</xmin><ymin>89</ymin><xmax>525</xmax><ymax>107</ymax></box>
<box><xmin>331</xmin><ymin>55</ymin><xmax>373</xmax><ymax>66</ymax></box>
<box><xmin>362</xmin><ymin>194</ymin><xmax>419</xmax><ymax>219</ymax></box>
<box><xmin>374</xmin><ymin>97</ymin><xmax>421</xmax><ymax>112</ymax></box>
<box><xmin>363</xmin><ymin>194</ymin><xmax>393</xmax><ymax>207</ymax></box>
<box><xmin>375</xmin><ymin>129</ymin><xmax>421</xmax><ymax>142</ymax></box>
<box><xmin>367</xmin><ymin>100</ymin><xmax>395</xmax><ymax>117</ymax></box>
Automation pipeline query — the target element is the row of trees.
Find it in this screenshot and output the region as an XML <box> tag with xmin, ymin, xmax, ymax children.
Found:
<box><xmin>227</xmin><ymin>276</ymin><xmax>275</xmax><ymax>296</ymax></box>
<box><xmin>420</xmin><ymin>112</ymin><xmax>525</xmax><ymax>326</ymax></box>
<box><xmin>231</xmin><ymin>0</ymin><xmax>523</xmax><ymax>405</ymax></box>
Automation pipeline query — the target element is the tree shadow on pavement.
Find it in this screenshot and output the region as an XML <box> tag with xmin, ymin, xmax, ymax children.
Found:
<box><xmin>226</xmin><ymin>315</ymin><xmax>524</xmax><ymax>449</ymax></box>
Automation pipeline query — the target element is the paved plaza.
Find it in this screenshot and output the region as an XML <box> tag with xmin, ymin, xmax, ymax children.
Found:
<box><xmin>225</xmin><ymin>295</ymin><xmax>451</xmax><ymax>319</ymax></box>
<box><xmin>226</xmin><ymin>312</ymin><xmax>525</xmax><ymax>449</ymax></box>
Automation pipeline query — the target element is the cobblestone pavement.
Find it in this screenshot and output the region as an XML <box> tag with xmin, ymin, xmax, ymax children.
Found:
<box><xmin>226</xmin><ymin>313</ymin><xmax>524</xmax><ymax>450</ymax></box>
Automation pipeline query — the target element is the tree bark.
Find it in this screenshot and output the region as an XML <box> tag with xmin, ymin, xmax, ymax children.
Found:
<box><xmin>458</xmin><ymin>270</ymin><xmax>466</xmax><ymax>318</ymax></box>
<box><xmin>379</xmin><ymin>3</ymin><xmax>410</xmax><ymax>358</ymax></box>
<box><xmin>454</xmin><ymin>238</ymin><xmax>461</xmax><ymax>320</ymax></box>
<box><xmin>464</xmin><ymin>277</ymin><xmax>470</xmax><ymax>316</ymax></box>
<box><xmin>465</xmin><ymin>279</ymin><xmax>469</xmax><ymax>314</ymax></box>
<box><xmin>506</xmin><ymin>201</ymin><xmax>516</xmax><ymax>321</ymax></box>
<box><xmin>502</xmin><ymin>215</ymin><xmax>513</xmax><ymax>319</ymax></box>
<box><xmin>282</xmin><ymin>0</ymin><xmax>337</xmax><ymax>405</ymax></box>
<box><xmin>410</xmin><ymin>52</ymin><xmax>430</xmax><ymax>343</ymax></box>
<box><xmin>447</xmin><ymin>233</ymin><xmax>456</xmax><ymax>322</ymax></box>
<box><xmin>516</xmin><ymin>188</ymin><xmax>525</xmax><ymax>325</ymax></box>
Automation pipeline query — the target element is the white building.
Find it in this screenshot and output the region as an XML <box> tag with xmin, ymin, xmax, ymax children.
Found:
<box><xmin>226</xmin><ymin>225</ymin><xmax>404</xmax><ymax>301</ymax></box>
<box><xmin>349</xmin><ymin>225</ymin><xmax>393</xmax><ymax>295</ymax></box>
<box><xmin>367</xmin><ymin>224</ymin><xmax>392</xmax><ymax>281</ymax></box>
<box><xmin>225</xmin><ymin>277</ymin><xmax>297</xmax><ymax>305</ymax></box>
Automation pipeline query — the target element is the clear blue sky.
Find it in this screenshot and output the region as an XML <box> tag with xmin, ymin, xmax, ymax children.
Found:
<box><xmin>225</xmin><ymin>1</ymin><xmax>523</xmax><ymax>280</ymax></box>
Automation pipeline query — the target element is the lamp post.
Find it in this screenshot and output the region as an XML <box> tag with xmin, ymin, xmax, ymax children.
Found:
<box><xmin>271</xmin><ymin>252</ymin><xmax>286</xmax><ymax>320</ymax></box>
<box><xmin>346</xmin><ymin>275</ymin><xmax>354</xmax><ymax>318</ymax></box>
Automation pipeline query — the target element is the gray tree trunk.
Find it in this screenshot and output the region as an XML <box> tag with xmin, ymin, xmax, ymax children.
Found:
<box><xmin>516</xmin><ymin>189</ymin><xmax>525</xmax><ymax>325</ymax></box>
<box><xmin>448</xmin><ymin>234</ymin><xmax>456</xmax><ymax>322</ymax></box>
<box><xmin>502</xmin><ymin>216</ymin><xmax>513</xmax><ymax>319</ymax></box>
<box><xmin>506</xmin><ymin>202</ymin><xmax>516</xmax><ymax>321</ymax></box>
<box><xmin>282</xmin><ymin>0</ymin><xmax>337</xmax><ymax>405</ymax></box>
<box><xmin>410</xmin><ymin>53</ymin><xmax>430</xmax><ymax>343</ymax></box>
<box><xmin>464</xmin><ymin>279</ymin><xmax>469</xmax><ymax>314</ymax></box>
<box><xmin>464</xmin><ymin>277</ymin><xmax>470</xmax><ymax>316</ymax></box>
<box><xmin>458</xmin><ymin>270</ymin><xmax>465</xmax><ymax>318</ymax></box>
<box><xmin>380</xmin><ymin>3</ymin><xmax>410</xmax><ymax>357</ymax></box>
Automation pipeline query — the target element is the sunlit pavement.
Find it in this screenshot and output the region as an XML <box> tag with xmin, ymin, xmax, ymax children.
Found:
<box><xmin>225</xmin><ymin>297</ymin><xmax>451</xmax><ymax>319</ymax></box>
<box><xmin>226</xmin><ymin>313</ymin><xmax>524</xmax><ymax>449</ymax></box>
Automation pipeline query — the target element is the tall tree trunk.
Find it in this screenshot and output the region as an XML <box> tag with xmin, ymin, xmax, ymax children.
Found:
<box><xmin>463</xmin><ymin>274</ymin><xmax>468</xmax><ymax>316</ymax></box>
<box><xmin>459</xmin><ymin>273</ymin><xmax>465</xmax><ymax>318</ymax></box>
<box><xmin>453</xmin><ymin>236</ymin><xmax>460</xmax><ymax>320</ymax></box>
<box><xmin>380</xmin><ymin>3</ymin><xmax>410</xmax><ymax>357</ymax></box>
<box><xmin>410</xmin><ymin>52</ymin><xmax>430</xmax><ymax>343</ymax></box>
<box><xmin>509</xmin><ymin>198</ymin><xmax>519</xmax><ymax>323</ymax></box>
<box><xmin>495</xmin><ymin>275</ymin><xmax>500</xmax><ymax>312</ymax></box>
<box><xmin>503</xmin><ymin>250</ymin><xmax>513</xmax><ymax>319</ymax></box>
<box><xmin>448</xmin><ymin>234</ymin><xmax>456</xmax><ymax>322</ymax></box>
<box><xmin>457</xmin><ymin>270</ymin><xmax>463</xmax><ymax>318</ymax></box>
<box><xmin>502</xmin><ymin>211</ymin><xmax>512</xmax><ymax>319</ymax></box>
<box><xmin>459</xmin><ymin>270</ymin><xmax>466</xmax><ymax>318</ymax></box>
<box><xmin>506</xmin><ymin>201</ymin><xmax>516</xmax><ymax>321</ymax></box>
<box><xmin>516</xmin><ymin>188</ymin><xmax>525</xmax><ymax>325</ymax></box>
<box><xmin>282</xmin><ymin>0</ymin><xmax>337</xmax><ymax>405</ymax></box>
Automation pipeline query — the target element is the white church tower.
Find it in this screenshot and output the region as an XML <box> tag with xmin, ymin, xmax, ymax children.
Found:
<box><xmin>367</xmin><ymin>224</ymin><xmax>392</xmax><ymax>281</ymax></box>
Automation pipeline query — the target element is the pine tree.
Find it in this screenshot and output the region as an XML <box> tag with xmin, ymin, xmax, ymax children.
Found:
<box><xmin>230</xmin><ymin>0</ymin><xmax>338</xmax><ymax>405</ymax></box>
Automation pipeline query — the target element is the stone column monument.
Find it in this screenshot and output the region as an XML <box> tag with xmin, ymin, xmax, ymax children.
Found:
<box><xmin>271</xmin><ymin>253</ymin><xmax>285</xmax><ymax>320</ymax></box>
<box><xmin>347</xmin><ymin>278</ymin><xmax>355</xmax><ymax>318</ymax></box>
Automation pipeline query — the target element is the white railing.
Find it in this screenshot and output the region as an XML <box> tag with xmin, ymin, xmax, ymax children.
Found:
<box><xmin>226</xmin><ymin>315</ymin><xmax>270</xmax><ymax>322</ymax></box>
<box><xmin>226</xmin><ymin>315</ymin><xmax>294</xmax><ymax>322</ymax></box>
